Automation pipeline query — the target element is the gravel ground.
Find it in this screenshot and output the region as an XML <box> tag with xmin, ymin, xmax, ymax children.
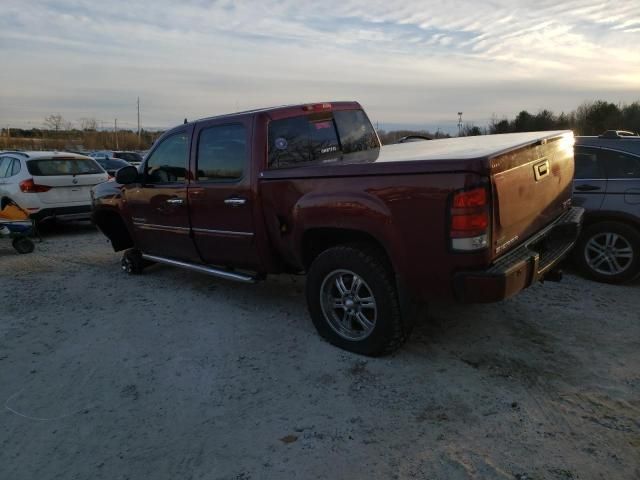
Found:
<box><xmin>1</xmin><ymin>223</ymin><xmax>639</xmax><ymax>480</ymax></box>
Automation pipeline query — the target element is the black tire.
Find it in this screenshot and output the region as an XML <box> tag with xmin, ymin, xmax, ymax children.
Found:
<box><xmin>121</xmin><ymin>249</ymin><xmax>146</xmax><ymax>275</ymax></box>
<box><xmin>575</xmin><ymin>221</ymin><xmax>640</xmax><ymax>284</ymax></box>
<box><xmin>12</xmin><ymin>236</ymin><xmax>35</xmax><ymax>254</ymax></box>
<box><xmin>305</xmin><ymin>244</ymin><xmax>409</xmax><ymax>356</ymax></box>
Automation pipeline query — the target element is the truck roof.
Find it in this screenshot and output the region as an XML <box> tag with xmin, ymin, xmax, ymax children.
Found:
<box><xmin>191</xmin><ymin>101</ymin><xmax>363</xmax><ymax>125</ymax></box>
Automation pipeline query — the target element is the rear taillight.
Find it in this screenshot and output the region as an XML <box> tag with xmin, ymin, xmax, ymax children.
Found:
<box><xmin>450</xmin><ymin>187</ymin><xmax>489</xmax><ymax>251</ymax></box>
<box><xmin>19</xmin><ymin>178</ymin><xmax>51</xmax><ymax>193</ymax></box>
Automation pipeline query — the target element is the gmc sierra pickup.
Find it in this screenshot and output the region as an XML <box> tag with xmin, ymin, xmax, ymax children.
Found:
<box><xmin>92</xmin><ymin>101</ymin><xmax>583</xmax><ymax>355</ymax></box>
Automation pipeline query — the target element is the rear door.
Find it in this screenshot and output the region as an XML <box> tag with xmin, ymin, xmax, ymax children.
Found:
<box><xmin>26</xmin><ymin>156</ymin><xmax>108</xmax><ymax>204</ymax></box>
<box><xmin>125</xmin><ymin>127</ymin><xmax>200</xmax><ymax>262</ymax></box>
<box><xmin>187</xmin><ymin>118</ymin><xmax>259</xmax><ymax>269</ymax></box>
<box><xmin>572</xmin><ymin>146</ymin><xmax>607</xmax><ymax>211</ymax></box>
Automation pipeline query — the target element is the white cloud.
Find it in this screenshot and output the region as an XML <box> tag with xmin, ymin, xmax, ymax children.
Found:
<box><xmin>0</xmin><ymin>0</ymin><xmax>638</xmax><ymax>131</ymax></box>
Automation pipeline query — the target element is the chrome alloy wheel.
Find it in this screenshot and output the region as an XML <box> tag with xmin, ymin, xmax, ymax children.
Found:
<box><xmin>320</xmin><ymin>269</ymin><xmax>378</xmax><ymax>341</ymax></box>
<box><xmin>584</xmin><ymin>232</ymin><xmax>634</xmax><ymax>276</ymax></box>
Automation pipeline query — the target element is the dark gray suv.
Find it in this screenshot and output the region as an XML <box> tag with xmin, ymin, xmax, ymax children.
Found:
<box><xmin>573</xmin><ymin>132</ymin><xmax>640</xmax><ymax>283</ymax></box>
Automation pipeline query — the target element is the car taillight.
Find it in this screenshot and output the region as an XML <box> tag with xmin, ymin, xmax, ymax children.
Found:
<box><xmin>302</xmin><ymin>103</ymin><xmax>332</xmax><ymax>112</ymax></box>
<box><xmin>450</xmin><ymin>187</ymin><xmax>489</xmax><ymax>251</ymax></box>
<box><xmin>19</xmin><ymin>178</ymin><xmax>52</xmax><ymax>193</ymax></box>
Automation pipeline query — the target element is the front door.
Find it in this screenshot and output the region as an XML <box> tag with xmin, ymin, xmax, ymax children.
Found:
<box><xmin>187</xmin><ymin>120</ymin><xmax>260</xmax><ymax>269</ymax></box>
<box><xmin>125</xmin><ymin>127</ymin><xmax>200</xmax><ymax>262</ymax></box>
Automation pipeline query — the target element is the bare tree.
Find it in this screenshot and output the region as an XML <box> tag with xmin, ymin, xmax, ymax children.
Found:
<box><xmin>44</xmin><ymin>113</ymin><xmax>65</xmax><ymax>132</ymax></box>
<box><xmin>79</xmin><ymin>117</ymin><xmax>98</xmax><ymax>131</ymax></box>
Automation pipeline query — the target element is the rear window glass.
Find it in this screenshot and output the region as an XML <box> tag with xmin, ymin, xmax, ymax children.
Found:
<box><xmin>333</xmin><ymin>110</ymin><xmax>380</xmax><ymax>154</ymax></box>
<box><xmin>27</xmin><ymin>158</ymin><xmax>103</xmax><ymax>176</ymax></box>
<box><xmin>268</xmin><ymin>109</ymin><xmax>379</xmax><ymax>169</ymax></box>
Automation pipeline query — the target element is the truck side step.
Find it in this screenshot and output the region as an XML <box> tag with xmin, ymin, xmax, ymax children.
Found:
<box><xmin>141</xmin><ymin>254</ymin><xmax>257</xmax><ymax>284</ymax></box>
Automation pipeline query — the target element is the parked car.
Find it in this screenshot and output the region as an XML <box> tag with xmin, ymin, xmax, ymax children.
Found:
<box><xmin>0</xmin><ymin>151</ymin><xmax>108</xmax><ymax>222</ymax></box>
<box><xmin>395</xmin><ymin>135</ymin><xmax>432</xmax><ymax>143</ymax></box>
<box><xmin>90</xmin><ymin>151</ymin><xmax>143</xmax><ymax>166</ymax></box>
<box><xmin>572</xmin><ymin>133</ymin><xmax>640</xmax><ymax>283</ymax></box>
<box><xmin>92</xmin><ymin>101</ymin><xmax>582</xmax><ymax>355</ymax></box>
<box><xmin>94</xmin><ymin>157</ymin><xmax>132</xmax><ymax>177</ymax></box>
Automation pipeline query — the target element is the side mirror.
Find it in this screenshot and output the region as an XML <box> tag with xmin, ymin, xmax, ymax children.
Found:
<box><xmin>115</xmin><ymin>165</ymin><xmax>139</xmax><ymax>184</ymax></box>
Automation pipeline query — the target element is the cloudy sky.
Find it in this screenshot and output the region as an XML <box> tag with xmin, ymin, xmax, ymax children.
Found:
<box><xmin>1</xmin><ymin>0</ymin><xmax>638</xmax><ymax>133</ymax></box>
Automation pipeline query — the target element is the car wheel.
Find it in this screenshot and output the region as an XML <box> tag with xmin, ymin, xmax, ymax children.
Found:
<box><xmin>576</xmin><ymin>221</ymin><xmax>640</xmax><ymax>284</ymax></box>
<box><xmin>306</xmin><ymin>244</ymin><xmax>409</xmax><ymax>356</ymax></box>
<box><xmin>121</xmin><ymin>249</ymin><xmax>146</xmax><ymax>275</ymax></box>
<box><xmin>12</xmin><ymin>236</ymin><xmax>35</xmax><ymax>254</ymax></box>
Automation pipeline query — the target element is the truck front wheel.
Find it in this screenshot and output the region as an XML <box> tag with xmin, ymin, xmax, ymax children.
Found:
<box><xmin>306</xmin><ymin>244</ymin><xmax>408</xmax><ymax>356</ymax></box>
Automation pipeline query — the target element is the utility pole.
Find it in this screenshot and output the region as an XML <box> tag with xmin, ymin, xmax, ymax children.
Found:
<box><xmin>457</xmin><ymin>112</ymin><xmax>463</xmax><ymax>136</ymax></box>
<box><xmin>114</xmin><ymin>119</ymin><xmax>119</xmax><ymax>149</ymax></box>
<box><xmin>137</xmin><ymin>96</ymin><xmax>141</xmax><ymax>147</ymax></box>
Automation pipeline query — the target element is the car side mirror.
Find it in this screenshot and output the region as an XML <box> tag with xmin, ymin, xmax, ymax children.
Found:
<box><xmin>115</xmin><ymin>165</ymin><xmax>139</xmax><ymax>184</ymax></box>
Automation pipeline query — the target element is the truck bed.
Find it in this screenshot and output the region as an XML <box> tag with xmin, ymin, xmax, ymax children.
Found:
<box><xmin>261</xmin><ymin>131</ymin><xmax>575</xmax><ymax>261</ymax></box>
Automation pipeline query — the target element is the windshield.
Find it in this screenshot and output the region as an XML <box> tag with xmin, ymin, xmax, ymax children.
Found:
<box><xmin>27</xmin><ymin>158</ymin><xmax>104</xmax><ymax>176</ymax></box>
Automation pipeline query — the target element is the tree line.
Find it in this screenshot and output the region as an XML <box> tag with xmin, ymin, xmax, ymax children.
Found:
<box><xmin>380</xmin><ymin>100</ymin><xmax>640</xmax><ymax>142</ymax></box>
<box><xmin>481</xmin><ymin>100</ymin><xmax>640</xmax><ymax>137</ymax></box>
<box><xmin>2</xmin><ymin>99</ymin><xmax>639</xmax><ymax>151</ymax></box>
<box><xmin>0</xmin><ymin>114</ymin><xmax>160</xmax><ymax>151</ymax></box>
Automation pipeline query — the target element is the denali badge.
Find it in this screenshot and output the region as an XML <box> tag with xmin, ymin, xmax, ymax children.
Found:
<box><xmin>496</xmin><ymin>235</ymin><xmax>520</xmax><ymax>254</ymax></box>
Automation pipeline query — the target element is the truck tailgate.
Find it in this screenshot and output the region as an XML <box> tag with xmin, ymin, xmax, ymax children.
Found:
<box><xmin>490</xmin><ymin>132</ymin><xmax>575</xmax><ymax>258</ymax></box>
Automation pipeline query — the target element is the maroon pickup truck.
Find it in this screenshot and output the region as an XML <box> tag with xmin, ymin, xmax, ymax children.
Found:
<box><xmin>92</xmin><ymin>101</ymin><xmax>583</xmax><ymax>355</ymax></box>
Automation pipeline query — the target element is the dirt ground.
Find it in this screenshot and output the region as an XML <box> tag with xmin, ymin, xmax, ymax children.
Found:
<box><xmin>1</xmin><ymin>223</ymin><xmax>639</xmax><ymax>480</ymax></box>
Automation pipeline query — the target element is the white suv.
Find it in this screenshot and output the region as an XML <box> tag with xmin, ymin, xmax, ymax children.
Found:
<box><xmin>0</xmin><ymin>151</ymin><xmax>109</xmax><ymax>222</ymax></box>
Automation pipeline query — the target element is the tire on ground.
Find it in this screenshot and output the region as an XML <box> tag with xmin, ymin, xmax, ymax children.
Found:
<box><xmin>305</xmin><ymin>243</ymin><xmax>410</xmax><ymax>356</ymax></box>
<box><xmin>575</xmin><ymin>221</ymin><xmax>640</xmax><ymax>284</ymax></box>
<box><xmin>12</xmin><ymin>236</ymin><xmax>35</xmax><ymax>254</ymax></box>
<box><xmin>121</xmin><ymin>249</ymin><xmax>147</xmax><ymax>275</ymax></box>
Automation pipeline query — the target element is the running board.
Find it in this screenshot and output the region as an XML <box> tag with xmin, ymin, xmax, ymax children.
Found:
<box><xmin>141</xmin><ymin>254</ymin><xmax>257</xmax><ymax>284</ymax></box>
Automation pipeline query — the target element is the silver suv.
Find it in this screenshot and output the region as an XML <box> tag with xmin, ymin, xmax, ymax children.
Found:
<box><xmin>573</xmin><ymin>132</ymin><xmax>640</xmax><ymax>283</ymax></box>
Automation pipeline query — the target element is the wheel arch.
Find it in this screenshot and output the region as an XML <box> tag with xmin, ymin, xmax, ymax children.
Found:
<box><xmin>582</xmin><ymin>210</ymin><xmax>640</xmax><ymax>232</ymax></box>
<box><xmin>92</xmin><ymin>209</ymin><xmax>134</xmax><ymax>252</ymax></box>
<box><xmin>300</xmin><ymin>227</ymin><xmax>393</xmax><ymax>272</ymax></box>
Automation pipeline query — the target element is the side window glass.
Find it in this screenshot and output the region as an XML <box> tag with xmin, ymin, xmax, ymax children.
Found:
<box><xmin>10</xmin><ymin>159</ymin><xmax>21</xmax><ymax>176</ymax></box>
<box><xmin>574</xmin><ymin>148</ymin><xmax>605</xmax><ymax>179</ymax></box>
<box><xmin>145</xmin><ymin>132</ymin><xmax>189</xmax><ymax>184</ymax></box>
<box><xmin>196</xmin><ymin>124</ymin><xmax>246</xmax><ymax>181</ymax></box>
<box><xmin>0</xmin><ymin>157</ymin><xmax>11</xmax><ymax>178</ymax></box>
<box><xmin>604</xmin><ymin>150</ymin><xmax>640</xmax><ymax>179</ymax></box>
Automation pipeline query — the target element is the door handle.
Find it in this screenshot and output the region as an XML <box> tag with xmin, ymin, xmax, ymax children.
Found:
<box><xmin>224</xmin><ymin>197</ymin><xmax>247</xmax><ymax>207</ymax></box>
<box><xmin>574</xmin><ymin>185</ymin><xmax>601</xmax><ymax>192</ymax></box>
<box><xmin>166</xmin><ymin>198</ymin><xmax>184</xmax><ymax>205</ymax></box>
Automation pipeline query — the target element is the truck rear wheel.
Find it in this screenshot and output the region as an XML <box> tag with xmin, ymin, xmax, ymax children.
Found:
<box><xmin>306</xmin><ymin>244</ymin><xmax>408</xmax><ymax>356</ymax></box>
